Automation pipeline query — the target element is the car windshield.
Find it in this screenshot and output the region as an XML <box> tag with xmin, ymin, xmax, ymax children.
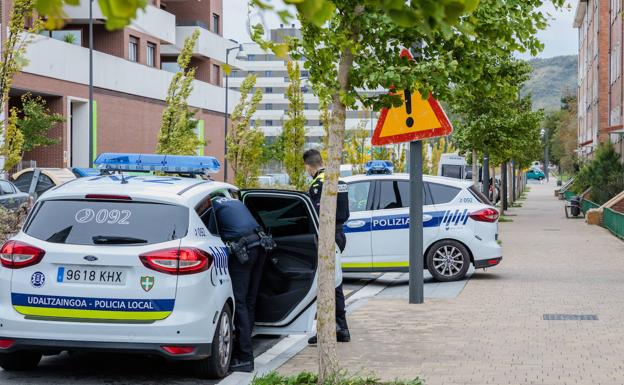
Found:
<box><xmin>24</xmin><ymin>199</ymin><xmax>188</xmax><ymax>245</ymax></box>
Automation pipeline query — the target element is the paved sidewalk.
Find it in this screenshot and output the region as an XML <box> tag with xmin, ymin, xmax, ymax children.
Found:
<box><xmin>278</xmin><ymin>181</ymin><xmax>624</xmax><ymax>385</ymax></box>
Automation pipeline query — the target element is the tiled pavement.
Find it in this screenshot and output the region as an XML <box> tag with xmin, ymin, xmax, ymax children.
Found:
<box><xmin>278</xmin><ymin>181</ymin><xmax>624</xmax><ymax>384</ymax></box>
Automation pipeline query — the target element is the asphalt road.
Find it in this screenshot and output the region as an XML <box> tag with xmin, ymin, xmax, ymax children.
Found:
<box><xmin>0</xmin><ymin>274</ymin><xmax>380</xmax><ymax>385</ymax></box>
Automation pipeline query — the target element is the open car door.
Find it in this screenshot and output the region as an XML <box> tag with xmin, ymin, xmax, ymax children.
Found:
<box><xmin>240</xmin><ymin>189</ymin><xmax>341</xmax><ymax>335</ymax></box>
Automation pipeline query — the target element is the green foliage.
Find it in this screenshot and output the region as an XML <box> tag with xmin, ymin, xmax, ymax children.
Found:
<box><xmin>251</xmin><ymin>371</ymin><xmax>424</xmax><ymax>385</ymax></box>
<box><xmin>157</xmin><ymin>30</ymin><xmax>203</xmax><ymax>156</ymax></box>
<box><xmin>0</xmin><ymin>0</ymin><xmax>42</xmax><ymax>109</ymax></box>
<box><xmin>261</xmin><ymin>135</ymin><xmax>285</xmax><ymax>167</ymax></box>
<box><xmin>227</xmin><ymin>75</ymin><xmax>264</xmax><ymax>188</ymax></box>
<box><xmin>522</xmin><ymin>55</ymin><xmax>577</xmax><ymax>111</ymax></box>
<box><xmin>452</xmin><ymin>57</ymin><xmax>544</xmax><ymax>169</ymax></box>
<box><xmin>544</xmin><ymin>94</ymin><xmax>578</xmax><ymax>174</ymax></box>
<box><xmin>344</xmin><ymin>121</ymin><xmax>370</xmax><ymax>174</ymax></box>
<box><xmin>17</xmin><ymin>94</ymin><xmax>64</xmax><ymax>155</ymax></box>
<box><xmin>1</xmin><ymin>108</ymin><xmax>25</xmax><ymax>171</ymax></box>
<box><xmin>283</xmin><ymin>62</ymin><xmax>307</xmax><ymax>190</ymax></box>
<box><xmin>391</xmin><ymin>144</ymin><xmax>407</xmax><ymax>173</ymax></box>
<box><xmin>35</xmin><ymin>0</ymin><xmax>147</xmax><ymax>30</ymax></box>
<box><xmin>572</xmin><ymin>144</ymin><xmax>624</xmax><ymax>205</ymax></box>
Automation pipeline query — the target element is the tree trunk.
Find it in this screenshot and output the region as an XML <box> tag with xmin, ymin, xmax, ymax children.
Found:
<box><xmin>317</xmin><ymin>47</ymin><xmax>353</xmax><ymax>383</ymax></box>
<box><xmin>472</xmin><ymin>149</ymin><xmax>478</xmax><ymax>187</ymax></box>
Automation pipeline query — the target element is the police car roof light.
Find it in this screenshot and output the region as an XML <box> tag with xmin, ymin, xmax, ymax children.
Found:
<box><xmin>94</xmin><ymin>153</ymin><xmax>221</xmax><ymax>174</ymax></box>
<box><xmin>365</xmin><ymin>160</ymin><xmax>393</xmax><ymax>175</ymax></box>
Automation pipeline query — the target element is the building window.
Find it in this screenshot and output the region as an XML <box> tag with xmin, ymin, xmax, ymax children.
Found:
<box><xmin>265</xmin><ymin>70</ymin><xmax>272</xmax><ymax>77</ymax></box>
<box><xmin>266</xmin><ymin>120</ymin><xmax>273</xmax><ymax>126</ymax></box>
<box><xmin>211</xmin><ymin>64</ymin><xmax>220</xmax><ymax>85</ymax></box>
<box><xmin>265</xmin><ymin>103</ymin><xmax>273</xmax><ymax>110</ymax></box>
<box><xmin>128</xmin><ymin>36</ymin><xmax>139</xmax><ymax>62</ymax></box>
<box><xmin>266</xmin><ymin>87</ymin><xmax>273</xmax><ymax>93</ymax></box>
<box><xmin>162</xmin><ymin>61</ymin><xmax>181</xmax><ymax>73</ymax></box>
<box><xmin>212</xmin><ymin>13</ymin><xmax>220</xmax><ymax>34</ymax></box>
<box><xmin>146</xmin><ymin>43</ymin><xmax>156</xmax><ymax>67</ymax></box>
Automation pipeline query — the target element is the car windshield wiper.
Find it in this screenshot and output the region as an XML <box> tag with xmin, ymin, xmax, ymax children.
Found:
<box><xmin>92</xmin><ymin>235</ymin><xmax>148</xmax><ymax>245</ymax></box>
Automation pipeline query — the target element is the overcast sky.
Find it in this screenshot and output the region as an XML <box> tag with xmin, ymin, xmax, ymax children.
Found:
<box><xmin>223</xmin><ymin>1</ymin><xmax>578</xmax><ymax>59</ymax></box>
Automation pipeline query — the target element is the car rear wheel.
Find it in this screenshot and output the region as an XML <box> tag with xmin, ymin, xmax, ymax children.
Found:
<box><xmin>191</xmin><ymin>304</ymin><xmax>233</xmax><ymax>379</ymax></box>
<box><xmin>0</xmin><ymin>350</ymin><xmax>42</xmax><ymax>371</ymax></box>
<box><xmin>426</xmin><ymin>240</ymin><xmax>470</xmax><ymax>282</ymax></box>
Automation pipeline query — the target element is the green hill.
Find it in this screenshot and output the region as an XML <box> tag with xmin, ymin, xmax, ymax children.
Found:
<box><xmin>522</xmin><ymin>55</ymin><xmax>577</xmax><ymax>111</ymax></box>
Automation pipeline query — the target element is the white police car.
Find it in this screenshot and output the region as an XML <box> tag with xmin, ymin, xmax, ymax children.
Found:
<box><xmin>341</xmin><ymin>172</ymin><xmax>502</xmax><ymax>281</ymax></box>
<box><xmin>0</xmin><ymin>153</ymin><xmax>340</xmax><ymax>378</ymax></box>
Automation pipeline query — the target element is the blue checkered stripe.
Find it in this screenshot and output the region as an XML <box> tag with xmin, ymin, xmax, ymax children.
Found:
<box><xmin>209</xmin><ymin>246</ymin><xmax>229</xmax><ymax>275</ymax></box>
<box><xmin>343</xmin><ymin>209</ymin><xmax>470</xmax><ymax>234</ymax></box>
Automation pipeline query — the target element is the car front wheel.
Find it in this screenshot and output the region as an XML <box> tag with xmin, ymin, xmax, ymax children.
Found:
<box><xmin>0</xmin><ymin>350</ymin><xmax>42</xmax><ymax>371</ymax></box>
<box><xmin>191</xmin><ymin>304</ymin><xmax>233</xmax><ymax>379</ymax></box>
<box><xmin>426</xmin><ymin>240</ymin><xmax>471</xmax><ymax>282</ymax></box>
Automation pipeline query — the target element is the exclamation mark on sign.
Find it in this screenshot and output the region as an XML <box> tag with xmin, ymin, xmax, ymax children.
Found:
<box><xmin>404</xmin><ymin>89</ymin><xmax>414</xmax><ymax>128</ymax></box>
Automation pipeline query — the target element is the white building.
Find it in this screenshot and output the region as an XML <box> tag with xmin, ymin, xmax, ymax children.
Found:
<box><xmin>228</xmin><ymin>26</ymin><xmax>379</xmax><ymax>149</ymax></box>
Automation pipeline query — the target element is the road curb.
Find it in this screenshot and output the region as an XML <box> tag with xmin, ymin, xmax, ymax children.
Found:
<box><xmin>216</xmin><ymin>273</ymin><xmax>400</xmax><ymax>385</ymax></box>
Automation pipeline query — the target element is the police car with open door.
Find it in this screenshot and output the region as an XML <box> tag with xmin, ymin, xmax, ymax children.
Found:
<box><xmin>341</xmin><ymin>169</ymin><xmax>502</xmax><ymax>281</ymax></box>
<box><xmin>0</xmin><ymin>153</ymin><xmax>340</xmax><ymax>379</ymax></box>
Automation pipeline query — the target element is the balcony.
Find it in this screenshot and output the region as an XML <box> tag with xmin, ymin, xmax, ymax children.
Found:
<box><xmin>160</xmin><ymin>26</ymin><xmax>240</xmax><ymax>65</ymax></box>
<box><xmin>22</xmin><ymin>34</ymin><xmax>239</xmax><ymax>113</ymax></box>
<box><xmin>63</xmin><ymin>2</ymin><xmax>176</xmax><ymax>44</ymax></box>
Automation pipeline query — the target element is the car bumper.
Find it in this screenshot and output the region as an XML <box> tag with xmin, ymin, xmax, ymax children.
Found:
<box><xmin>0</xmin><ymin>337</ymin><xmax>212</xmax><ymax>360</ymax></box>
<box><xmin>474</xmin><ymin>257</ymin><xmax>502</xmax><ymax>269</ymax></box>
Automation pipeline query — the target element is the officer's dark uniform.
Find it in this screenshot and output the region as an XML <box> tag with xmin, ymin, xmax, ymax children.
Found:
<box><xmin>308</xmin><ymin>168</ymin><xmax>350</xmax><ymax>338</ymax></box>
<box><xmin>212</xmin><ymin>197</ymin><xmax>266</xmax><ymax>366</ymax></box>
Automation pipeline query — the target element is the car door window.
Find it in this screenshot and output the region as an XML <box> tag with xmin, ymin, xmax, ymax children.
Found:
<box><xmin>0</xmin><ymin>181</ymin><xmax>13</xmax><ymax>195</ymax></box>
<box><xmin>376</xmin><ymin>180</ymin><xmax>432</xmax><ymax>209</ymax></box>
<box><xmin>348</xmin><ymin>181</ymin><xmax>371</xmax><ymax>212</ymax></box>
<box><xmin>427</xmin><ymin>182</ymin><xmax>461</xmax><ymax>205</ymax></box>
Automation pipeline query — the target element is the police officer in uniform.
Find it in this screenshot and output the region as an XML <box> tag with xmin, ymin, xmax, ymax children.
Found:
<box><xmin>302</xmin><ymin>149</ymin><xmax>350</xmax><ymax>344</ymax></box>
<box><xmin>212</xmin><ymin>197</ymin><xmax>274</xmax><ymax>372</ymax></box>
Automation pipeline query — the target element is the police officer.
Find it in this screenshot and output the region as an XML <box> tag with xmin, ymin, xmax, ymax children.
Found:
<box><xmin>212</xmin><ymin>197</ymin><xmax>269</xmax><ymax>373</ymax></box>
<box><xmin>302</xmin><ymin>149</ymin><xmax>350</xmax><ymax>344</ymax></box>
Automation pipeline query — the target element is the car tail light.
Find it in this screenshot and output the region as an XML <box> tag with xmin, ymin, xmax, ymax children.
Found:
<box><xmin>85</xmin><ymin>194</ymin><xmax>132</xmax><ymax>200</ymax></box>
<box><xmin>0</xmin><ymin>339</ymin><xmax>15</xmax><ymax>349</ymax></box>
<box><xmin>140</xmin><ymin>248</ymin><xmax>212</xmax><ymax>275</ymax></box>
<box><xmin>0</xmin><ymin>241</ymin><xmax>45</xmax><ymax>269</ymax></box>
<box><xmin>469</xmin><ymin>208</ymin><xmax>499</xmax><ymax>223</ymax></box>
<box><xmin>161</xmin><ymin>345</ymin><xmax>195</xmax><ymax>355</ymax></box>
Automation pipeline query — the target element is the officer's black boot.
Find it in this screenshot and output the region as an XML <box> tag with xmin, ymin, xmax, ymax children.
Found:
<box><xmin>229</xmin><ymin>358</ymin><xmax>254</xmax><ymax>373</ymax></box>
<box><xmin>336</xmin><ymin>316</ymin><xmax>350</xmax><ymax>343</ymax></box>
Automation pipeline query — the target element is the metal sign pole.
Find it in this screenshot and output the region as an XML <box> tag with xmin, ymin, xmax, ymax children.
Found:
<box><xmin>408</xmin><ymin>140</ymin><xmax>424</xmax><ymax>304</ymax></box>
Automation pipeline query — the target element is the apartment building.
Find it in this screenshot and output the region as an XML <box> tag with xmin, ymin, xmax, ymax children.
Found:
<box><xmin>4</xmin><ymin>0</ymin><xmax>238</xmax><ymax>181</ymax></box>
<box><xmin>574</xmin><ymin>0</ymin><xmax>624</xmax><ymax>158</ymax></box>
<box><xmin>228</xmin><ymin>26</ymin><xmax>378</xmax><ymax>152</ymax></box>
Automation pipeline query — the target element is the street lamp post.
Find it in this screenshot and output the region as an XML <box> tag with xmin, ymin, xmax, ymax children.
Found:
<box><xmin>223</xmin><ymin>40</ymin><xmax>243</xmax><ymax>182</ymax></box>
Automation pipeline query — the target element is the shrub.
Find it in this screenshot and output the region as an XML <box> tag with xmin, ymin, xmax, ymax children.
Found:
<box><xmin>572</xmin><ymin>143</ymin><xmax>624</xmax><ymax>205</ymax></box>
<box><xmin>251</xmin><ymin>372</ymin><xmax>424</xmax><ymax>385</ymax></box>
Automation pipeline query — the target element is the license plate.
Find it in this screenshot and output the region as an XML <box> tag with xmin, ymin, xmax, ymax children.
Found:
<box><xmin>57</xmin><ymin>266</ymin><xmax>126</xmax><ymax>285</ymax></box>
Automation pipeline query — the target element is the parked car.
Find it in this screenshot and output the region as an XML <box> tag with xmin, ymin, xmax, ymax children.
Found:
<box><xmin>341</xmin><ymin>170</ymin><xmax>502</xmax><ymax>282</ymax></box>
<box><xmin>0</xmin><ymin>180</ymin><xmax>29</xmax><ymax>210</ymax></box>
<box><xmin>12</xmin><ymin>168</ymin><xmax>76</xmax><ymax>199</ymax></box>
<box><xmin>527</xmin><ymin>169</ymin><xmax>545</xmax><ymax>180</ymax></box>
<box><xmin>0</xmin><ymin>153</ymin><xmax>341</xmax><ymax>378</ymax></box>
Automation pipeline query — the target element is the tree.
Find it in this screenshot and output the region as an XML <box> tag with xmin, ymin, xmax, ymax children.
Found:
<box><xmin>227</xmin><ymin>74</ymin><xmax>264</xmax><ymax>188</ymax></box>
<box><xmin>252</xmin><ymin>0</ymin><xmax>560</xmax><ymax>381</ymax></box>
<box><xmin>156</xmin><ymin>29</ymin><xmax>202</xmax><ymax>156</ymax></box>
<box><xmin>283</xmin><ymin>61</ymin><xmax>307</xmax><ymax>190</ymax></box>
<box><xmin>343</xmin><ymin>120</ymin><xmax>369</xmax><ymax>174</ymax></box>
<box><xmin>391</xmin><ymin>144</ymin><xmax>407</xmax><ymax>173</ymax></box>
<box><xmin>0</xmin><ymin>0</ymin><xmax>41</xmax><ymax>110</ymax></box>
<box><xmin>572</xmin><ymin>143</ymin><xmax>624</xmax><ymax>204</ymax></box>
<box><xmin>17</xmin><ymin>94</ymin><xmax>64</xmax><ymax>156</ymax></box>
<box><xmin>1</xmin><ymin>108</ymin><xmax>25</xmax><ymax>171</ymax></box>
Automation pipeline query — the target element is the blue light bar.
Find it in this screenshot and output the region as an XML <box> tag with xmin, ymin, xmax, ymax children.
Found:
<box><xmin>94</xmin><ymin>153</ymin><xmax>221</xmax><ymax>174</ymax></box>
<box><xmin>365</xmin><ymin>160</ymin><xmax>394</xmax><ymax>175</ymax></box>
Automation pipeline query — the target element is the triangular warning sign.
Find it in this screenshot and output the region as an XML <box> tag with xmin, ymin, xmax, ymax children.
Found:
<box><xmin>371</xmin><ymin>48</ymin><xmax>452</xmax><ymax>146</ymax></box>
<box><xmin>371</xmin><ymin>90</ymin><xmax>453</xmax><ymax>146</ymax></box>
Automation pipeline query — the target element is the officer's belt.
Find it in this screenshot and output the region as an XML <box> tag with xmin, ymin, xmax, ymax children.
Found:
<box><xmin>228</xmin><ymin>231</ymin><xmax>261</xmax><ymax>249</ymax></box>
